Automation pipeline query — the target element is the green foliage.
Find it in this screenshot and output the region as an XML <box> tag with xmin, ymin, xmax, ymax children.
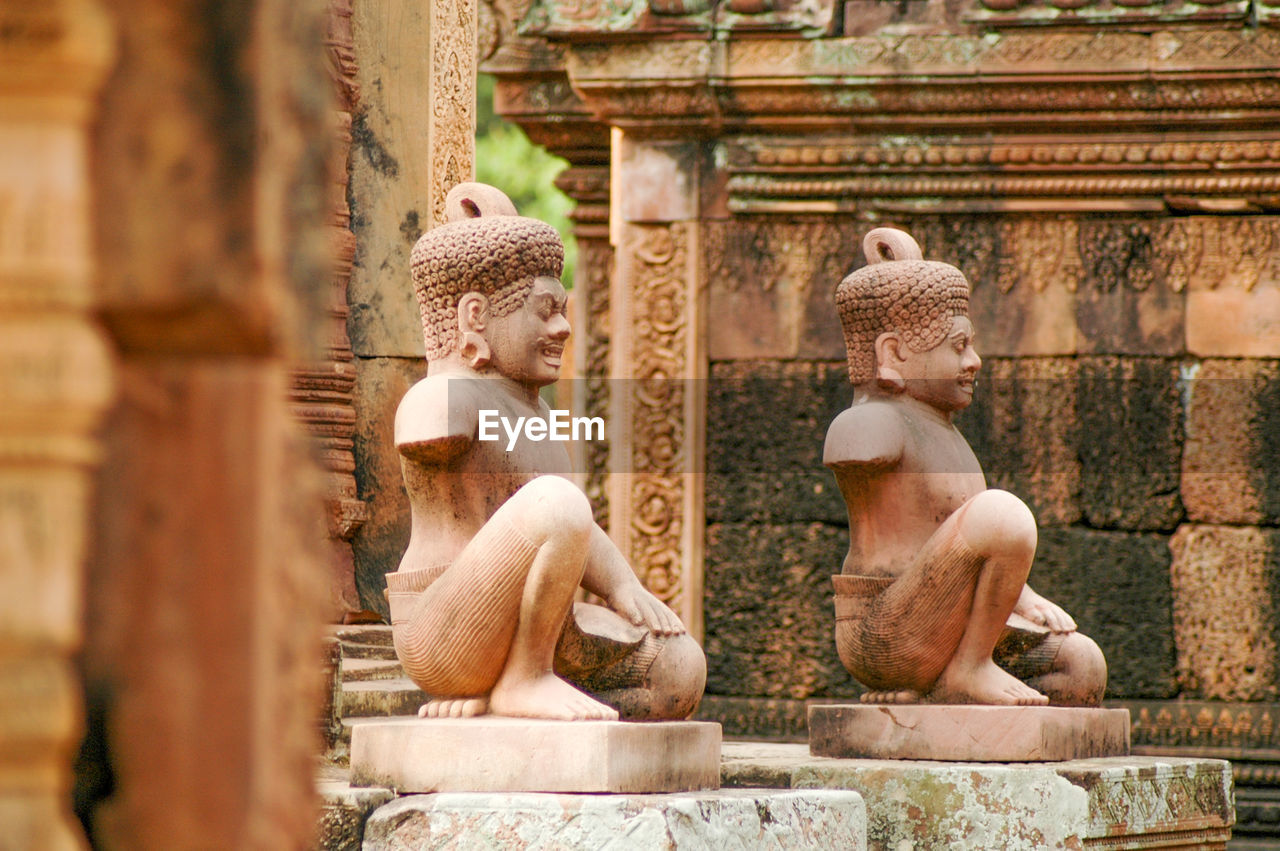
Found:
<box><xmin>475</xmin><ymin>74</ymin><xmax>577</xmax><ymax>287</ymax></box>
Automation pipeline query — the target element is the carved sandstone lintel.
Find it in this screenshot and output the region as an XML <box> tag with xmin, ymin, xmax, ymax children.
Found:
<box><xmin>560</xmin><ymin>30</ymin><xmax>1280</xmax><ymax>136</ymax></box>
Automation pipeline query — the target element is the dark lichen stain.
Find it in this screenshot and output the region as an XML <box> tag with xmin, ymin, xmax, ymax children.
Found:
<box><xmin>351</xmin><ymin>111</ymin><xmax>400</xmax><ymax>178</ymax></box>
<box><xmin>400</xmin><ymin>210</ymin><xmax>421</xmax><ymax>243</ymax></box>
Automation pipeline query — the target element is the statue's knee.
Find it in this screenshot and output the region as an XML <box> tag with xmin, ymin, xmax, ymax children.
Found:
<box><xmin>515</xmin><ymin>475</ymin><xmax>593</xmax><ymax>544</ymax></box>
<box><xmin>961</xmin><ymin>489</ymin><xmax>1037</xmax><ymax>558</ymax></box>
<box><xmin>1064</xmin><ymin>633</ymin><xmax>1107</xmax><ymax>691</ymax></box>
<box><xmin>645</xmin><ymin>633</ymin><xmax>706</xmax><ymax>719</ymax></box>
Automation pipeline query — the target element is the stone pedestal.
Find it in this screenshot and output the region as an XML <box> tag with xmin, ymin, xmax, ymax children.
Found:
<box><xmin>809</xmin><ymin>704</ymin><xmax>1131</xmax><ymax>762</ymax></box>
<box><xmin>349</xmin><ymin>718</ymin><xmax>721</xmax><ymax>793</ymax></box>
<box><xmin>361</xmin><ymin>789</ymin><xmax>867</xmax><ymax>850</ymax></box>
<box><xmin>722</xmin><ymin>742</ymin><xmax>1234</xmax><ymax>850</ymax></box>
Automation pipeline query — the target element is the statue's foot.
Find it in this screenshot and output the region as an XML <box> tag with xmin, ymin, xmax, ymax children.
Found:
<box><xmin>417</xmin><ymin>697</ymin><xmax>488</xmax><ymax>719</ymax></box>
<box><xmin>860</xmin><ymin>690</ymin><xmax>921</xmax><ymax>704</ymax></box>
<box><xmin>927</xmin><ymin>660</ymin><xmax>1048</xmax><ymax>706</ymax></box>
<box><xmin>489</xmin><ymin>672</ymin><xmax>619</xmax><ymax>721</ymax></box>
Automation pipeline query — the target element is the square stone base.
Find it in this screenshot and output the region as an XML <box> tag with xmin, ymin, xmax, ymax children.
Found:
<box><xmin>362</xmin><ymin>789</ymin><xmax>867</xmax><ymax>850</ymax></box>
<box><xmin>809</xmin><ymin>704</ymin><xmax>1130</xmax><ymax>761</ymax></box>
<box><xmin>349</xmin><ymin>717</ymin><xmax>721</xmax><ymax>793</ymax></box>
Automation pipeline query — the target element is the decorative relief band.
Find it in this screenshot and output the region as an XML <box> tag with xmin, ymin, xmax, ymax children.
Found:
<box><xmin>625</xmin><ymin>224</ymin><xmax>689</xmax><ymax>605</ymax></box>
<box><xmin>727</xmin><ymin>173</ymin><xmax>1280</xmax><ymax>207</ymax></box>
<box><xmin>725</xmin><ymin>28</ymin><xmax>1280</xmax><ymax>74</ymax></box>
<box><xmin>733</xmin><ymin>138</ymin><xmax>1280</xmax><ymax>171</ymax></box>
<box><xmin>1126</xmin><ymin>699</ymin><xmax>1280</xmax><ymax>752</ymax></box>
<box><xmin>966</xmin><ymin>0</ymin><xmax>1249</xmax><ymax>27</ymax></box>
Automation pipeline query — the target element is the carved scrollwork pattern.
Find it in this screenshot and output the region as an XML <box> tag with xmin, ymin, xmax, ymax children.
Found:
<box><xmin>429</xmin><ymin>0</ymin><xmax>477</xmax><ymax>227</ymax></box>
<box><xmin>610</xmin><ymin>221</ymin><xmax>704</xmax><ymax>631</ymax></box>
<box><xmin>627</xmin><ymin>224</ymin><xmax>688</xmax><ymax>605</ymax></box>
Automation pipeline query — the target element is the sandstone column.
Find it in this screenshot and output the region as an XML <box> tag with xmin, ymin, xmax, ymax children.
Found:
<box><xmin>0</xmin><ymin>3</ymin><xmax>114</xmax><ymax>847</ymax></box>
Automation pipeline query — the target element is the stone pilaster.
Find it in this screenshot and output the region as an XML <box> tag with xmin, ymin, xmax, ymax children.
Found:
<box><xmin>608</xmin><ymin>136</ymin><xmax>707</xmax><ymax>637</ymax></box>
<box><xmin>559</xmin><ymin>164</ymin><xmax>614</xmax><ymax>525</ymax></box>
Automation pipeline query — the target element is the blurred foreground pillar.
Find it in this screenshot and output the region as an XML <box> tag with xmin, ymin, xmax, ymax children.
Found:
<box><xmin>80</xmin><ymin>1</ymin><xmax>333</xmax><ymax>847</ymax></box>
<box><xmin>0</xmin><ymin>3</ymin><xmax>114</xmax><ymax>847</ymax></box>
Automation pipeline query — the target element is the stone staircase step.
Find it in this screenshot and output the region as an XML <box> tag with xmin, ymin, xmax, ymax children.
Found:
<box><xmin>340</xmin><ymin>642</ymin><xmax>398</xmax><ymax>661</ymax></box>
<box><xmin>330</xmin><ymin>624</ymin><xmax>398</xmax><ymax>662</ymax></box>
<box><xmin>341</xmin><ymin>658</ymin><xmax>403</xmax><ymax>683</ymax></box>
<box><xmin>331</xmin><ymin>624</ymin><xmax>394</xmax><ymax>646</ymax></box>
<box><xmin>340</xmin><ymin>678</ymin><xmax>426</xmax><ymax>719</ymax></box>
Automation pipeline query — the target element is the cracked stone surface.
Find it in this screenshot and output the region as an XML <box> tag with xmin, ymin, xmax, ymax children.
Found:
<box><xmin>361</xmin><ymin>789</ymin><xmax>867</xmax><ymax>849</ymax></box>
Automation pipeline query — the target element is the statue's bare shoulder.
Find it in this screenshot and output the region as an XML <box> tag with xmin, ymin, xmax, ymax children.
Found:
<box><xmin>824</xmin><ymin>399</ymin><xmax>907</xmax><ymax>470</ymax></box>
<box><xmin>395</xmin><ymin>373</ymin><xmax>478</xmax><ymax>464</ymax></box>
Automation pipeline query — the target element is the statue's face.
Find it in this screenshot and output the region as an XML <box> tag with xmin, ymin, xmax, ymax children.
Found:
<box><xmin>484</xmin><ymin>275</ymin><xmax>571</xmax><ymax>388</ymax></box>
<box><xmin>897</xmin><ymin>315</ymin><xmax>981</xmax><ymax>413</ymax></box>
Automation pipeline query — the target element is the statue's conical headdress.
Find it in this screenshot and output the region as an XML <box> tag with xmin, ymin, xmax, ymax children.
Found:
<box><xmin>835</xmin><ymin>227</ymin><xmax>970</xmax><ymax>384</ymax></box>
<box><xmin>410</xmin><ymin>182</ymin><xmax>564</xmax><ymax>359</ymax></box>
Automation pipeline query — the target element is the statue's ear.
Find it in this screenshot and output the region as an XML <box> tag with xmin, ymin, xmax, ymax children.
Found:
<box><xmin>874</xmin><ymin>331</ymin><xmax>905</xmax><ymax>368</ymax></box>
<box><xmin>458</xmin><ymin>292</ymin><xmax>490</xmax><ymax>334</ymax></box>
<box><xmin>874</xmin><ymin>331</ymin><xmax>907</xmax><ymax>391</ymax></box>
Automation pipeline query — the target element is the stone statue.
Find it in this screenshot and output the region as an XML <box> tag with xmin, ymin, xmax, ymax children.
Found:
<box><xmin>389</xmin><ymin>183</ymin><xmax>705</xmax><ymax>722</ymax></box>
<box><xmin>824</xmin><ymin>227</ymin><xmax>1107</xmax><ymax>707</ymax></box>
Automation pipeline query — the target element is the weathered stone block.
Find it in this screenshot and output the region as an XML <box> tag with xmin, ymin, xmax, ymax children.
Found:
<box><xmin>1076</xmin><ymin>219</ymin><xmax>1186</xmax><ymax>356</ymax></box>
<box><xmin>349</xmin><ymin>718</ymin><xmax>721</xmax><ymax>793</ymax></box>
<box><xmin>361</xmin><ymin>788</ymin><xmax>867</xmax><ymax>850</ymax></box>
<box><xmin>93</xmin><ymin>2</ymin><xmax>332</xmax><ymax>359</ymax></box>
<box><xmin>350</xmin><ymin>356</ymin><xmax>424</xmax><ymax>618</ymax></box>
<box><xmin>721</xmin><ymin>743</ymin><xmax>1234</xmax><ymax>851</ymax></box>
<box><xmin>1034</xmin><ymin>528</ymin><xmax>1178</xmax><ymax>698</ymax></box>
<box><xmin>1187</xmin><ymin>282</ymin><xmax>1280</xmax><ymax>358</ymax></box>
<box><xmin>704</xmin><ymin>220</ymin><xmax>853</xmax><ymax>362</ymax></box>
<box><xmin>958</xmin><ymin>357</ymin><xmax>1081</xmax><ymax>527</ymax></box>
<box><xmin>808</xmin><ymin>705</ymin><xmax>1130</xmax><ymax>762</ymax></box>
<box><xmin>910</xmin><ymin>215</ymin><xmax>1080</xmax><ymax>357</ymax></box>
<box><xmin>1076</xmin><ymin>357</ymin><xmax>1184</xmax><ymax>530</ymax></box>
<box><xmin>705</xmin><ymin>361</ymin><xmax>849</xmax><ymax>525</ymax></box>
<box><xmin>704</xmin><ymin>522</ymin><xmax>861</xmax><ymax>701</ymax></box>
<box><xmin>617</xmin><ymin>137</ymin><xmax>699</xmax><ymax>223</ymax></box>
<box><xmin>1170</xmin><ymin>524</ymin><xmax>1280</xmax><ymax>701</ymax></box>
<box><xmin>798</xmin><ymin>270</ymin><xmax>855</xmax><ymax>361</ymax></box>
<box><xmin>1182</xmin><ymin>359</ymin><xmax>1280</xmax><ymax>525</ymax></box>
